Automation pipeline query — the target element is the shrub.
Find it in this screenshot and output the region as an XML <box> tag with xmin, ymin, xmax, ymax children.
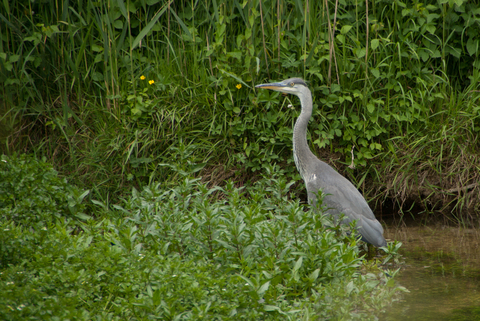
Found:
<box><xmin>0</xmin><ymin>154</ymin><xmax>89</xmax><ymax>224</ymax></box>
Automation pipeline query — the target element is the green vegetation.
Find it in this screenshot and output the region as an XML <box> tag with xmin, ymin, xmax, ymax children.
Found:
<box><xmin>1</xmin><ymin>0</ymin><xmax>479</xmax><ymax>318</ymax></box>
<box><xmin>0</xmin><ymin>154</ymin><xmax>402</xmax><ymax>319</ymax></box>
<box><xmin>2</xmin><ymin>0</ymin><xmax>479</xmax><ymax>217</ymax></box>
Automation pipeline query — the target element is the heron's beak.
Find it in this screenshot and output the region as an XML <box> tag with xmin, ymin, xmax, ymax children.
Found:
<box><xmin>255</xmin><ymin>82</ymin><xmax>286</xmax><ymax>91</ymax></box>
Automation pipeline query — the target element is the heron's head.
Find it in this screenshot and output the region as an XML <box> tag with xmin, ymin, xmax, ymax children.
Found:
<box><xmin>255</xmin><ymin>78</ymin><xmax>308</xmax><ymax>97</ymax></box>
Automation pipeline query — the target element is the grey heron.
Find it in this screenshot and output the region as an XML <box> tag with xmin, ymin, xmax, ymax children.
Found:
<box><xmin>256</xmin><ymin>78</ymin><xmax>387</xmax><ymax>247</ymax></box>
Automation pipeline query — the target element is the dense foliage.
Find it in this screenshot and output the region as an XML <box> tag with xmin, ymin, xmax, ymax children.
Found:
<box><xmin>2</xmin><ymin>0</ymin><xmax>480</xmax><ymax>216</ymax></box>
<box><xmin>0</xmin><ymin>154</ymin><xmax>90</xmax><ymax>224</ymax></box>
<box><xmin>0</xmin><ymin>154</ymin><xmax>402</xmax><ymax>319</ymax></box>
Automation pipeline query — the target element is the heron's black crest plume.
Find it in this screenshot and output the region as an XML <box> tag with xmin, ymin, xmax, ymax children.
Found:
<box><xmin>282</xmin><ymin>77</ymin><xmax>308</xmax><ymax>87</ymax></box>
<box><xmin>284</xmin><ymin>77</ymin><xmax>307</xmax><ymax>87</ymax></box>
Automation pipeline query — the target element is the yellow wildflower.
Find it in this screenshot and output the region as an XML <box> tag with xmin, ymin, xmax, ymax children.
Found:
<box><xmin>236</xmin><ymin>84</ymin><xmax>242</xmax><ymax>89</ymax></box>
<box><xmin>140</xmin><ymin>75</ymin><xmax>146</xmax><ymax>80</ymax></box>
<box><xmin>149</xmin><ymin>80</ymin><xmax>155</xmax><ymax>85</ymax></box>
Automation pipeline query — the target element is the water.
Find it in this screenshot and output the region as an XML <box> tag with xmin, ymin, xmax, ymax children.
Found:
<box><xmin>382</xmin><ymin>225</ymin><xmax>480</xmax><ymax>320</ymax></box>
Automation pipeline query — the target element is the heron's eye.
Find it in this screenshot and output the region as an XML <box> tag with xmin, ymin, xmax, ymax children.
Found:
<box><xmin>290</xmin><ymin>82</ymin><xmax>294</xmax><ymax>87</ymax></box>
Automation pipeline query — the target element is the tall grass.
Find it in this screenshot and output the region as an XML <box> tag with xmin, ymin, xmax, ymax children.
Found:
<box><xmin>1</xmin><ymin>0</ymin><xmax>479</xmax><ymax>217</ymax></box>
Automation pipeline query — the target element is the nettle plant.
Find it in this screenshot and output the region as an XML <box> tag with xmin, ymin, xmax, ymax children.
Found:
<box><xmin>118</xmin><ymin>169</ymin><xmax>363</xmax><ymax>290</ymax></box>
<box><xmin>0</xmin><ymin>155</ymin><xmax>402</xmax><ymax>319</ymax></box>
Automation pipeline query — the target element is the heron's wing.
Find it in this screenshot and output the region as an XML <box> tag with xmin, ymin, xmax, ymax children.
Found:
<box><xmin>354</xmin><ymin>217</ymin><xmax>387</xmax><ymax>247</ymax></box>
<box><xmin>305</xmin><ymin>167</ymin><xmax>376</xmax><ymax>220</ymax></box>
<box><xmin>305</xmin><ymin>170</ymin><xmax>386</xmax><ymax>247</ymax></box>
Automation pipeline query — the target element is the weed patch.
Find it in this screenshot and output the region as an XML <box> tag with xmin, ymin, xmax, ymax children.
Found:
<box><xmin>0</xmin><ymin>155</ymin><xmax>403</xmax><ymax>320</ymax></box>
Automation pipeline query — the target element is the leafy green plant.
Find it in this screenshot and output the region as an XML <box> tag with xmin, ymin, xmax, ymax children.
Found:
<box><xmin>0</xmin><ymin>157</ymin><xmax>403</xmax><ymax>320</ymax></box>
<box><xmin>0</xmin><ymin>154</ymin><xmax>90</xmax><ymax>224</ymax></box>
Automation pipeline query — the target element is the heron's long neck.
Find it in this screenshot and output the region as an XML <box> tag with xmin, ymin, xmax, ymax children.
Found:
<box><xmin>293</xmin><ymin>89</ymin><xmax>316</xmax><ymax>179</ymax></box>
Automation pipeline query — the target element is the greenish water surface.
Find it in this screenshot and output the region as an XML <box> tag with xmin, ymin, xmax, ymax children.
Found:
<box><xmin>382</xmin><ymin>225</ymin><xmax>480</xmax><ymax>320</ymax></box>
